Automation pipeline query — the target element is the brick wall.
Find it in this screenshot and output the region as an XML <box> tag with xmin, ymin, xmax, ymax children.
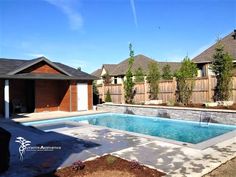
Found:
<box><xmin>0</xmin><ymin>80</ymin><xmax>3</xmax><ymax>116</ymax></box>
<box><xmin>19</xmin><ymin>61</ymin><xmax>62</xmax><ymax>74</ymax></box>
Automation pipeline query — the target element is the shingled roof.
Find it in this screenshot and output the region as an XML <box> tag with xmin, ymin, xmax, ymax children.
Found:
<box><xmin>91</xmin><ymin>68</ymin><xmax>102</xmax><ymax>77</ymax></box>
<box><xmin>110</xmin><ymin>54</ymin><xmax>181</xmax><ymax>76</ymax></box>
<box><xmin>102</xmin><ymin>64</ymin><xmax>118</xmax><ymax>74</ymax></box>
<box><xmin>192</xmin><ymin>30</ymin><xmax>236</xmax><ymax>63</ymax></box>
<box><xmin>0</xmin><ymin>57</ymin><xmax>97</xmax><ymax>80</ymax></box>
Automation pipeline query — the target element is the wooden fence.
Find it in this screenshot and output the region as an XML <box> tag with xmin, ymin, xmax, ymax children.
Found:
<box><xmin>97</xmin><ymin>76</ymin><xmax>236</xmax><ymax>104</ymax></box>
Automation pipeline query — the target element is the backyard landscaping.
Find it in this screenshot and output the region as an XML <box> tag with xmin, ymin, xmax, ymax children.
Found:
<box><xmin>156</xmin><ymin>103</ymin><xmax>236</xmax><ymax>110</ymax></box>
<box><xmin>204</xmin><ymin>157</ymin><xmax>236</xmax><ymax>177</ymax></box>
<box><xmin>37</xmin><ymin>154</ymin><xmax>165</xmax><ymax>177</ymax></box>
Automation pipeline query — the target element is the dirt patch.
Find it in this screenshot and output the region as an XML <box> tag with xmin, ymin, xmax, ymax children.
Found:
<box><xmin>204</xmin><ymin>157</ymin><xmax>236</xmax><ymax>177</ymax></box>
<box><xmin>36</xmin><ymin>155</ymin><xmax>165</xmax><ymax>177</ymax></box>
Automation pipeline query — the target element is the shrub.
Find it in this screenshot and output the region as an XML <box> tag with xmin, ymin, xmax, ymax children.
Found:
<box><xmin>134</xmin><ymin>67</ymin><xmax>144</xmax><ymax>82</ymax></box>
<box><xmin>124</xmin><ymin>43</ymin><xmax>135</xmax><ymax>103</ymax></box>
<box><xmin>146</xmin><ymin>61</ymin><xmax>160</xmax><ymax>100</ymax></box>
<box><xmin>175</xmin><ymin>57</ymin><xmax>197</xmax><ymax>105</ymax></box>
<box><xmin>211</xmin><ymin>41</ymin><xmax>234</xmax><ymax>101</ymax></box>
<box><xmin>102</xmin><ymin>73</ymin><xmax>112</xmax><ymax>84</ymax></box>
<box><xmin>162</xmin><ymin>64</ymin><xmax>173</xmax><ymax>80</ymax></box>
<box><xmin>72</xmin><ymin>160</ymin><xmax>85</xmax><ymax>171</ymax></box>
<box><xmin>105</xmin><ymin>89</ymin><xmax>112</xmax><ymax>102</ymax></box>
<box><xmin>130</xmin><ymin>160</ymin><xmax>141</xmax><ymax>169</ymax></box>
<box><xmin>106</xmin><ymin>155</ymin><xmax>117</xmax><ymax>165</ymax></box>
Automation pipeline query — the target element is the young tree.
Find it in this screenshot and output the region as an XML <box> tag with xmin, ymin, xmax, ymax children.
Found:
<box><xmin>162</xmin><ymin>64</ymin><xmax>173</xmax><ymax>80</ymax></box>
<box><xmin>124</xmin><ymin>43</ymin><xmax>135</xmax><ymax>103</ymax></box>
<box><xmin>211</xmin><ymin>41</ymin><xmax>234</xmax><ymax>101</ymax></box>
<box><xmin>175</xmin><ymin>57</ymin><xmax>198</xmax><ymax>105</ymax></box>
<box><xmin>102</xmin><ymin>73</ymin><xmax>112</xmax><ymax>84</ymax></box>
<box><xmin>134</xmin><ymin>67</ymin><xmax>144</xmax><ymax>82</ymax></box>
<box><xmin>105</xmin><ymin>89</ymin><xmax>112</xmax><ymax>102</ymax></box>
<box><xmin>146</xmin><ymin>61</ymin><xmax>160</xmax><ymax>100</ymax></box>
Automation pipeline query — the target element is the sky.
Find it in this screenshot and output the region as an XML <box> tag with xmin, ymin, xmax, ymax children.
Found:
<box><xmin>0</xmin><ymin>0</ymin><xmax>236</xmax><ymax>73</ymax></box>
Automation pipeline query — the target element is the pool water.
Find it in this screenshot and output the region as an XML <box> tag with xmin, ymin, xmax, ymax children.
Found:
<box><xmin>23</xmin><ymin>113</ymin><xmax>236</xmax><ymax>144</ymax></box>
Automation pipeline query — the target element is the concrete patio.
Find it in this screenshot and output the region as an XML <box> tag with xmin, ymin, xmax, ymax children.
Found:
<box><xmin>0</xmin><ymin>111</ymin><xmax>235</xmax><ymax>177</ymax></box>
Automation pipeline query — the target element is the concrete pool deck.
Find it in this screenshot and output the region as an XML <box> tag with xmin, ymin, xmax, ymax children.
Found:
<box><xmin>0</xmin><ymin>111</ymin><xmax>236</xmax><ymax>177</ymax></box>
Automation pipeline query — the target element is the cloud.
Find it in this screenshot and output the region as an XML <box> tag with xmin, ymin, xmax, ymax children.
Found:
<box><xmin>45</xmin><ymin>0</ymin><xmax>83</xmax><ymax>30</ymax></box>
<box><xmin>130</xmin><ymin>0</ymin><xmax>138</xmax><ymax>27</ymax></box>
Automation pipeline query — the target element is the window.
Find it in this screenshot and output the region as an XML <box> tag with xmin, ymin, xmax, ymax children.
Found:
<box><xmin>114</xmin><ymin>77</ymin><xmax>117</xmax><ymax>84</ymax></box>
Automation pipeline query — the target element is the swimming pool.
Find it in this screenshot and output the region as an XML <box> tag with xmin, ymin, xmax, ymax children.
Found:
<box><xmin>23</xmin><ymin>113</ymin><xmax>236</xmax><ymax>144</ymax></box>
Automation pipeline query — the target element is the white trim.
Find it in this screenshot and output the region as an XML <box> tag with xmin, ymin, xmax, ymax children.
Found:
<box><xmin>4</xmin><ymin>80</ymin><xmax>9</xmax><ymax>119</ymax></box>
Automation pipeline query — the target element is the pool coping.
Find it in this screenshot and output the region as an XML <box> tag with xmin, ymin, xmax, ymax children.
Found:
<box><xmin>21</xmin><ymin>113</ymin><xmax>236</xmax><ymax>150</ymax></box>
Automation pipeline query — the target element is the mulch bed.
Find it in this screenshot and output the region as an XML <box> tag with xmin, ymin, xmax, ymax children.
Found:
<box><xmin>204</xmin><ymin>157</ymin><xmax>236</xmax><ymax>177</ymax></box>
<box><xmin>36</xmin><ymin>155</ymin><xmax>165</xmax><ymax>177</ymax></box>
<box><xmin>156</xmin><ymin>103</ymin><xmax>236</xmax><ymax>110</ymax></box>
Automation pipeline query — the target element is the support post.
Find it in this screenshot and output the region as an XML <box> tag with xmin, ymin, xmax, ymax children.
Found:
<box><xmin>102</xmin><ymin>83</ymin><xmax>105</xmax><ymax>102</ymax></box>
<box><xmin>144</xmin><ymin>78</ymin><xmax>148</xmax><ymax>102</ymax></box>
<box><xmin>172</xmin><ymin>77</ymin><xmax>177</xmax><ymax>102</ymax></box>
<box><xmin>121</xmin><ymin>82</ymin><xmax>125</xmax><ymax>104</ymax></box>
<box><xmin>4</xmin><ymin>80</ymin><xmax>9</xmax><ymax>119</ymax></box>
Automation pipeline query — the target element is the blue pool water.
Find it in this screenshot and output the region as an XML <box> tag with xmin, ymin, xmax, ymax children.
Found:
<box><xmin>23</xmin><ymin>113</ymin><xmax>236</xmax><ymax>144</ymax></box>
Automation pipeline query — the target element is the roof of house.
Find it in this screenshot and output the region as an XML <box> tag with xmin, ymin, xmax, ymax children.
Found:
<box><xmin>102</xmin><ymin>64</ymin><xmax>118</xmax><ymax>74</ymax></box>
<box><xmin>0</xmin><ymin>57</ymin><xmax>97</xmax><ymax>80</ymax></box>
<box><xmin>192</xmin><ymin>30</ymin><xmax>236</xmax><ymax>63</ymax></box>
<box><xmin>111</xmin><ymin>54</ymin><xmax>181</xmax><ymax>76</ymax></box>
<box><xmin>91</xmin><ymin>54</ymin><xmax>181</xmax><ymax>77</ymax></box>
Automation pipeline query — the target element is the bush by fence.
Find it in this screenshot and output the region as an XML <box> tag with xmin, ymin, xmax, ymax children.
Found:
<box><xmin>97</xmin><ymin>76</ymin><xmax>236</xmax><ymax>104</ymax></box>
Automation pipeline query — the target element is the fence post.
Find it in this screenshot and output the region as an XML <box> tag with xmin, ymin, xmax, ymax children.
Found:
<box><xmin>144</xmin><ymin>79</ymin><xmax>148</xmax><ymax>102</ymax></box>
<box><xmin>121</xmin><ymin>82</ymin><xmax>125</xmax><ymax>104</ymax></box>
<box><xmin>208</xmin><ymin>76</ymin><xmax>212</xmax><ymax>102</ymax></box>
<box><xmin>172</xmin><ymin>77</ymin><xmax>177</xmax><ymax>101</ymax></box>
<box><xmin>102</xmin><ymin>83</ymin><xmax>105</xmax><ymax>102</ymax></box>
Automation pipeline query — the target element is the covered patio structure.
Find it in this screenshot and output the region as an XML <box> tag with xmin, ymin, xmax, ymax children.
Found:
<box><xmin>0</xmin><ymin>57</ymin><xmax>96</xmax><ymax>118</ymax></box>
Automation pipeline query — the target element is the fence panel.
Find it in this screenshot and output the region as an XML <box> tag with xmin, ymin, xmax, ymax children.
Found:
<box><xmin>158</xmin><ymin>80</ymin><xmax>175</xmax><ymax>103</ymax></box>
<box><xmin>104</xmin><ymin>84</ymin><xmax>122</xmax><ymax>103</ymax></box>
<box><xmin>97</xmin><ymin>76</ymin><xmax>236</xmax><ymax>104</ymax></box>
<box><xmin>134</xmin><ymin>83</ymin><xmax>145</xmax><ymax>103</ymax></box>
<box><xmin>191</xmin><ymin>77</ymin><xmax>209</xmax><ymax>103</ymax></box>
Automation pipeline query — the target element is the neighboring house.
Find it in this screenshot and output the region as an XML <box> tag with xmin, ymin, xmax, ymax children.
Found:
<box><xmin>91</xmin><ymin>64</ymin><xmax>118</xmax><ymax>84</ymax></box>
<box><xmin>192</xmin><ymin>30</ymin><xmax>236</xmax><ymax>77</ymax></box>
<box><xmin>92</xmin><ymin>54</ymin><xmax>181</xmax><ymax>84</ymax></box>
<box><xmin>0</xmin><ymin>57</ymin><xmax>96</xmax><ymax>118</ymax></box>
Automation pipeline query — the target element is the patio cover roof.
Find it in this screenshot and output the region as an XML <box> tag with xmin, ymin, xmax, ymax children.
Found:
<box><xmin>0</xmin><ymin>57</ymin><xmax>97</xmax><ymax>80</ymax></box>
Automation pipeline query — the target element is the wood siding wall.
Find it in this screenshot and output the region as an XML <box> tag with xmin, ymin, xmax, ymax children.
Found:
<box><xmin>97</xmin><ymin>76</ymin><xmax>236</xmax><ymax>104</ymax></box>
<box><xmin>19</xmin><ymin>61</ymin><xmax>63</xmax><ymax>74</ymax></box>
<box><xmin>88</xmin><ymin>81</ymin><xmax>93</xmax><ymax>110</ymax></box>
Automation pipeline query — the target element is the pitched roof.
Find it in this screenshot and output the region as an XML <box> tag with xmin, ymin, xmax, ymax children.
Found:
<box><xmin>192</xmin><ymin>30</ymin><xmax>236</xmax><ymax>63</ymax></box>
<box><xmin>91</xmin><ymin>69</ymin><xmax>102</xmax><ymax>77</ymax></box>
<box><xmin>110</xmin><ymin>54</ymin><xmax>181</xmax><ymax>76</ymax></box>
<box><xmin>0</xmin><ymin>57</ymin><xmax>97</xmax><ymax>80</ymax></box>
<box><xmin>102</xmin><ymin>64</ymin><xmax>117</xmax><ymax>74</ymax></box>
